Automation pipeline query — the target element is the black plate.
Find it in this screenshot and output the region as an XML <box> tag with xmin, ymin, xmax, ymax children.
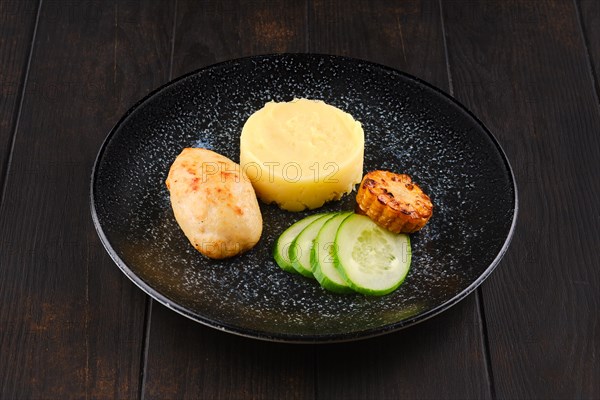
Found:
<box><xmin>91</xmin><ymin>54</ymin><xmax>517</xmax><ymax>343</ymax></box>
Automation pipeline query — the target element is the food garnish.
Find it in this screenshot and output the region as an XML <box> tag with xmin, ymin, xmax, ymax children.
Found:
<box><xmin>356</xmin><ymin>171</ymin><xmax>433</xmax><ymax>233</ymax></box>
<box><xmin>311</xmin><ymin>212</ymin><xmax>354</xmax><ymax>293</ymax></box>
<box><xmin>274</xmin><ymin>212</ymin><xmax>411</xmax><ymax>296</ymax></box>
<box><xmin>274</xmin><ymin>213</ymin><xmax>327</xmax><ymax>273</ymax></box>
<box><xmin>289</xmin><ymin>213</ymin><xmax>339</xmax><ymax>277</ymax></box>
<box><xmin>333</xmin><ymin>213</ymin><xmax>411</xmax><ymax>295</ymax></box>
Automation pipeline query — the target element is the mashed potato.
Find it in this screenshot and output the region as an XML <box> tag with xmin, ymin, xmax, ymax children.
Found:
<box><xmin>240</xmin><ymin>98</ymin><xmax>364</xmax><ymax>211</ymax></box>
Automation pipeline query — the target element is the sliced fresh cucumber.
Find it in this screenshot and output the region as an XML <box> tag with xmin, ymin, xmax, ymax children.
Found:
<box><xmin>290</xmin><ymin>213</ymin><xmax>338</xmax><ymax>278</ymax></box>
<box><xmin>334</xmin><ymin>214</ymin><xmax>411</xmax><ymax>296</ymax></box>
<box><xmin>311</xmin><ymin>212</ymin><xmax>354</xmax><ymax>293</ymax></box>
<box><xmin>274</xmin><ymin>213</ymin><xmax>328</xmax><ymax>273</ymax></box>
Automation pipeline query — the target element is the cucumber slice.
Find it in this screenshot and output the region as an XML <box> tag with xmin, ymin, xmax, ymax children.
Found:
<box><xmin>274</xmin><ymin>213</ymin><xmax>328</xmax><ymax>273</ymax></box>
<box><xmin>311</xmin><ymin>212</ymin><xmax>354</xmax><ymax>293</ymax></box>
<box><xmin>290</xmin><ymin>213</ymin><xmax>338</xmax><ymax>278</ymax></box>
<box><xmin>334</xmin><ymin>214</ymin><xmax>411</xmax><ymax>296</ymax></box>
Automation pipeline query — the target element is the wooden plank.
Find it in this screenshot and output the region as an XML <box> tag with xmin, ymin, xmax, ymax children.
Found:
<box><xmin>0</xmin><ymin>1</ymin><xmax>174</xmax><ymax>398</ymax></box>
<box><xmin>171</xmin><ymin>0</ymin><xmax>308</xmax><ymax>76</ymax></box>
<box><xmin>0</xmin><ymin>0</ymin><xmax>39</xmax><ymax>195</ymax></box>
<box><xmin>141</xmin><ymin>1</ymin><xmax>312</xmax><ymax>399</ymax></box>
<box><xmin>315</xmin><ymin>301</ymin><xmax>490</xmax><ymax>399</ymax></box>
<box><xmin>442</xmin><ymin>1</ymin><xmax>600</xmax><ymax>398</ymax></box>
<box><xmin>310</xmin><ymin>0</ymin><xmax>450</xmax><ymax>89</ymax></box>
<box><xmin>310</xmin><ymin>1</ymin><xmax>492</xmax><ymax>399</ymax></box>
<box><xmin>578</xmin><ymin>0</ymin><xmax>600</xmax><ymax>98</ymax></box>
<box><xmin>143</xmin><ymin>304</ymin><xmax>316</xmax><ymax>400</ymax></box>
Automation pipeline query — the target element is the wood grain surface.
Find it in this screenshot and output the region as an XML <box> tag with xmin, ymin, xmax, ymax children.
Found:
<box><xmin>0</xmin><ymin>0</ymin><xmax>39</xmax><ymax>198</ymax></box>
<box><xmin>579</xmin><ymin>0</ymin><xmax>600</xmax><ymax>99</ymax></box>
<box><xmin>443</xmin><ymin>0</ymin><xmax>600</xmax><ymax>398</ymax></box>
<box><xmin>0</xmin><ymin>0</ymin><xmax>598</xmax><ymax>399</ymax></box>
<box><xmin>0</xmin><ymin>1</ymin><xmax>173</xmax><ymax>398</ymax></box>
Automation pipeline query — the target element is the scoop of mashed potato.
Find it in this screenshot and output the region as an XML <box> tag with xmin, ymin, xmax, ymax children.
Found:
<box><xmin>166</xmin><ymin>148</ymin><xmax>262</xmax><ymax>259</ymax></box>
<box><xmin>240</xmin><ymin>98</ymin><xmax>365</xmax><ymax>211</ymax></box>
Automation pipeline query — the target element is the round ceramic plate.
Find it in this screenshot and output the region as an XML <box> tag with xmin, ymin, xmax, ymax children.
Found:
<box><xmin>91</xmin><ymin>54</ymin><xmax>517</xmax><ymax>343</ymax></box>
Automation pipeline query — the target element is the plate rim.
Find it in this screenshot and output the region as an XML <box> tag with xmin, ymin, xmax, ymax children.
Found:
<box><xmin>90</xmin><ymin>53</ymin><xmax>519</xmax><ymax>343</ymax></box>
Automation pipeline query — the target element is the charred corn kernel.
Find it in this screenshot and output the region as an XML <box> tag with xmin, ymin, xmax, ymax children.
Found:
<box><xmin>356</xmin><ymin>171</ymin><xmax>433</xmax><ymax>233</ymax></box>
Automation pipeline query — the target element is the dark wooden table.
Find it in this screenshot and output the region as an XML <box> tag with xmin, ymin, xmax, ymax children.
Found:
<box><xmin>1</xmin><ymin>1</ymin><xmax>599</xmax><ymax>399</ymax></box>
